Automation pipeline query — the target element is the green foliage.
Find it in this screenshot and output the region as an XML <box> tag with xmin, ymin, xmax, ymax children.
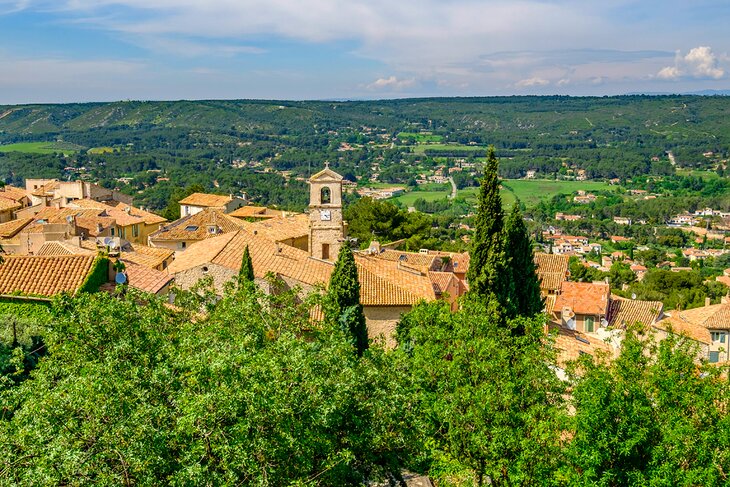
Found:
<box><xmin>237</xmin><ymin>245</ymin><xmax>255</xmax><ymax>286</ymax></box>
<box><xmin>622</xmin><ymin>268</ymin><xmax>729</xmax><ymax>310</ymax></box>
<box><xmin>0</xmin><ymin>286</ymin><xmax>416</xmax><ymax>484</ymax></box>
<box><xmin>504</xmin><ymin>204</ymin><xmax>543</xmax><ymax>318</ymax></box>
<box><xmin>565</xmin><ymin>328</ymin><xmax>730</xmax><ymax>485</ymax></box>
<box><xmin>77</xmin><ymin>256</ymin><xmax>110</xmax><ymax>294</ymax></box>
<box><xmin>400</xmin><ymin>298</ymin><xmax>566</xmax><ymax>486</ymax></box>
<box><xmin>327</xmin><ymin>245</ymin><xmax>368</xmax><ymax>356</ymax></box>
<box><xmin>467</xmin><ymin>147</ymin><xmax>515</xmax><ymax>318</ymax></box>
<box><xmin>0</xmin><ymin>299</ymin><xmax>52</xmax><ymax>392</ymax></box>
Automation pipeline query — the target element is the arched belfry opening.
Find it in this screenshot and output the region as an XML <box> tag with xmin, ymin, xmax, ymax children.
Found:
<box><xmin>321</xmin><ymin>186</ymin><xmax>331</xmax><ymax>204</ymax></box>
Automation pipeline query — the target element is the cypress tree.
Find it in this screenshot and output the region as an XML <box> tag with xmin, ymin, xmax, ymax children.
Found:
<box><xmin>504</xmin><ymin>204</ymin><xmax>543</xmax><ymax>318</ymax></box>
<box><xmin>238</xmin><ymin>245</ymin><xmax>255</xmax><ymax>286</ymax></box>
<box><xmin>327</xmin><ymin>244</ymin><xmax>368</xmax><ymax>356</ymax></box>
<box><xmin>466</xmin><ymin>147</ymin><xmax>514</xmax><ymax>315</ymax></box>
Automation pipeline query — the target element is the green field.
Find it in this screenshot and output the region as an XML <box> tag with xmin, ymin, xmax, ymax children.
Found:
<box><xmin>408</xmin><ymin>143</ymin><xmax>487</xmax><ymax>155</ymax></box>
<box><xmin>675</xmin><ymin>169</ymin><xmax>720</xmax><ymax>179</ymax></box>
<box><xmin>0</xmin><ymin>141</ymin><xmax>83</xmax><ymax>155</ymax></box>
<box><xmin>395</xmin><ymin>190</ymin><xmax>450</xmax><ymax>206</ymax></box>
<box><xmin>460</xmin><ymin>179</ymin><xmax>614</xmax><ymax>208</ymax></box>
<box><xmin>88</xmin><ymin>146</ymin><xmax>115</xmax><ymax>154</ymax></box>
<box><xmin>397</xmin><ymin>132</ymin><xmax>443</xmax><ymax>143</ymax></box>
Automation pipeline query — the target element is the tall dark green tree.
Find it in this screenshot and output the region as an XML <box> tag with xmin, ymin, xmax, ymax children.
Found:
<box><xmin>466</xmin><ymin>147</ymin><xmax>515</xmax><ymax>317</ymax></box>
<box><xmin>504</xmin><ymin>204</ymin><xmax>543</xmax><ymax>318</ymax></box>
<box><xmin>327</xmin><ymin>244</ymin><xmax>368</xmax><ymax>356</ymax></box>
<box><xmin>238</xmin><ymin>245</ymin><xmax>254</xmax><ymax>286</ymax></box>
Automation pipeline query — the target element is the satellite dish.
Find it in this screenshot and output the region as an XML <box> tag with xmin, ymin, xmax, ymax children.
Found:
<box><xmin>115</xmin><ymin>272</ymin><xmax>127</xmax><ymax>285</ymax></box>
<box><xmin>631</xmin><ymin>293</ymin><xmax>637</xmax><ymax>300</ymax></box>
<box><xmin>601</xmin><ymin>318</ymin><xmax>609</xmax><ymax>328</ymax></box>
<box><xmin>66</xmin><ymin>215</ymin><xmax>74</xmax><ymax>224</ymax></box>
<box><xmin>103</xmin><ymin>237</ymin><xmax>114</xmax><ymax>246</ymax></box>
<box><xmin>566</xmin><ymin>318</ymin><xmax>576</xmax><ymax>330</ymax></box>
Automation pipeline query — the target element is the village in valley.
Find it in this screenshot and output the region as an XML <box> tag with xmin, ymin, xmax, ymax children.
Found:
<box><xmin>1</xmin><ymin>155</ymin><xmax>728</xmax><ymax>367</ymax></box>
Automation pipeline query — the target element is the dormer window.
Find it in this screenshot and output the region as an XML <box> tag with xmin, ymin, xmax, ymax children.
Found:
<box><xmin>321</xmin><ymin>187</ymin><xmax>331</xmax><ymax>204</ymax></box>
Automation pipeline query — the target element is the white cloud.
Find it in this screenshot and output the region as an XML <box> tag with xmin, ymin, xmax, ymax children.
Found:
<box><xmin>515</xmin><ymin>77</ymin><xmax>549</xmax><ymax>87</ymax></box>
<box><xmin>366</xmin><ymin>76</ymin><xmax>416</xmax><ymax>91</ymax></box>
<box><xmin>658</xmin><ymin>46</ymin><xmax>725</xmax><ymax>80</ymax></box>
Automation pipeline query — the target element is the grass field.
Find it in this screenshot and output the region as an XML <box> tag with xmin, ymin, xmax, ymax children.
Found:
<box><xmin>395</xmin><ymin>191</ymin><xmax>450</xmax><ymax>206</ymax></box>
<box><xmin>408</xmin><ymin>143</ymin><xmax>487</xmax><ymax>155</ymax></box>
<box><xmin>397</xmin><ymin>132</ymin><xmax>444</xmax><ymax>143</ymax></box>
<box><xmin>675</xmin><ymin>169</ymin><xmax>720</xmax><ymax>179</ymax></box>
<box><xmin>88</xmin><ymin>146</ymin><xmax>115</xmax><ymax>154</ymax></box>
<box><xmin>459</xmin><ymin>179</ymin><xmax>614</xmax><ymax>208</ymax></box>
<box><xmin>0</xmin><ymin>141</ymin><xmax>83</xmax><ymax>155</ymax></box>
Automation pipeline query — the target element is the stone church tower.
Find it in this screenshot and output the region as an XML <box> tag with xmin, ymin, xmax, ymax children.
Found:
<box><xmin>308</xmin><ymin>164</ymin><xmax>345</xmax><ymax>261</ymax></box>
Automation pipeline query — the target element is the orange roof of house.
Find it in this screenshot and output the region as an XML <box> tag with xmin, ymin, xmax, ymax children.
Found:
<box><xmin>178</xmin><ymin>192</ymin><xmax>233</xmax><ymax>208</ymax></box>
<box><xmin>607</xmin><ymin>297</ymin><xmax>663</xmax><ymax>328</ymax></box>
<box><xmin>168</xmin><ymin>230</ymin><xmax>437</xmax><ymax>306</ymax></box>
<box><xmin>534</xmin><ymin>253</ymin><xmax>570</xmax><ymax>275</ymax></box>
<box><xmin>68</xmin><ymin>199</ymin><xmax>166</xmax><ymax>226</ymax></box>
<box><xmin>122</xmin><ymin>243</ymin><xmax>174</xmax><ymax>269</ymax></box>
<box><xmin>238</xmin><ymin>214</ymin><xmax>309</xmax><ymax>243</ymax></box>
<box><xmin>663</xmin><ymin>302</ymin><xmax>730</xmax><ymax>331</ymax></box>
<box><xmin>653</xmin><ymin>315</ymin><xmax>712</xmax><ymax>345</ymax></box>
<box><xmin>228</xmin><ymin>206</ymin><xmax>284</xmax><ymax>219</ymax></box>
<box><xmin>121</xmin><ymin>260</ymin><xmax>172</xmax><ymax>294</ymax></box>
<box><xmin>0</xmin><ymin>254</ymin><xmax>97</xmax><ymax>296</ymax></box>
<box><xmin>554</xmin><ymin>281</ymin><xmax>610</xmax><ymax>316</ymax></box>
<box><xmin>149</xmin><ymin>208</ymin><xmax>244</xmax><ymax>242</ymax></box>
<box><xmin>0</xmin><ymin>185</ymin><xmax>30</xmax><ymax>203</ymax></box>
<box><xmin>428</xmin><ymin>271</ymin><xmax>456</xmax><ymax>295</ymax></box>
<box><xmin>0</xmin><ymin>197</ymin><xmax>20</xmax><ymax>212</ymax></box>
<box><xmin>36</xmin><ymin>241</ymin><xmax>96</xmax><ymax>256</ymax></box>
<box><xmin>0</xmin><ymin>217</ymin><xmax>33</xmax><ymax>239</ymax></box>
<box><xmin>548</xmin><ymin>323</ymin><xmax>613</xmax><ymax>367</ymax></box>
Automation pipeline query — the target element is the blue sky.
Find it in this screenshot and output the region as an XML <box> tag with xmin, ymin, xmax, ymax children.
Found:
<box><xmin>0</xmin><ymin>0</ymin><xmax>729</xmax><ymax>103</ymax></box>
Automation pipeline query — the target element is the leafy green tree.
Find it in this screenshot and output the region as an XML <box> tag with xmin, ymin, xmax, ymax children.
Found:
<box><xmin>326</xmin><ymin>244</ymin><xmax>368</xmax><ymax>356</ymax></box>
<box><xmin>237</xmin><ymin>244</ymin><xmax>254</xmax><ymax>286</ymax></box>
<box><xmin>504</xmin><ymin>204</ymin><xmax>543</xmax><ymax>318</ymax></box>
<box><xmin>162</xmin><ymin>183</ymin><xmax>205</xmax><ymax>221</ymax></box>
<box><xmin>466</xmin><ymin>147</ymin><xmax>514</xmax><ymax>317</ymax></box>
<box><xmin>400</xmin><ymin>298</ymin><xmax>566</xmax><ymax>486</ymax></box>
<box><xmin>566</xmin><ymin>328</ymin><xmax>730</xmax><ymax>485</ymax></box>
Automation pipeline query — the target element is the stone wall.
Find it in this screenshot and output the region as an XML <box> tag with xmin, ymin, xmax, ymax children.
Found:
<box><xmin>363</xmin><ymin>305</ymin><xmax>411</xmax><ymax>347</ymax></box>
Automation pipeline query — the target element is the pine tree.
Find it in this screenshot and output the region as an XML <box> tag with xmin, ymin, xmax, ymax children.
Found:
<box><xmin>504</xmin><ymin>204</ymin><xmax>543</xmax><ymax>318</ymax></box>
<box><xmin>466</xmin><ymin>147</ymin><xmax>514</xmax><ymax>315</ymax></box>
<box><xmin>238</xmin><ymin>245</ymin><xmax>254</xmax><ymax>286</ymax></box>
<box><xmin>327</xmin><ymin>244</ymin><xmax>368</xmax><ymax>356</ymax></box>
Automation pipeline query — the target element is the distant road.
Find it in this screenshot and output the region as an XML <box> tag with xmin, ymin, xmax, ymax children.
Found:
<box><xmin>448</xmin><ymin>177</ymin><xmax>457</xmax><ymax>199</ymax></box>
<box><xmin>667</xmin><ymin>151</ymin><xmax>677</xmax><ymax>166</ymax></box>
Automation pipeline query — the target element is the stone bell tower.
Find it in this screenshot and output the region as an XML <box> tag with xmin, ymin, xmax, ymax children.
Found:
<box><xmin>308</xmin><ymin>163</ymin><xmax>345</xmax><ymax>261</ymax></box>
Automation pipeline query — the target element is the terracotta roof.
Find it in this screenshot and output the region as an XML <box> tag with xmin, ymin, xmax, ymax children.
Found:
<box><xmin>122</xmin><ymin>243</ymin><xmax>174</xmax><ymax>269</ymax></box>
<box><xmin>228</xmin><ymin>206</ymin><xmax>284</xmax><ymax>219</ymax></box>
<box><xmin>178</xmin><ymin>192</ymin><xmax>233</xmax><ymax>208</ymax></box>
<box><xmin>0</xmin><ymin>197</ymin><xmax>20</xmax><ymax>212</ymax></box>
<box><xmin>607</xmin><ymin>297</ymin><xmax>663</xmax><ymax>328</ymax></box>
<box><xmin>239</xmin><ymin>214</ymin><xmax>309</xmax><ymax>243</ymax></box>
<box><xmin>0</xmin><ymin>185</ymin><xmax>30</xmax><ymax>203</ymax></box>
<box><xmin>30</xmin><ymin>181</ymin><xmax>59</xmax><ymax>197</ymax></box>
<box><xmin>0</xmin><ymin>254</ymin><xmax>97</xmax><ymax>296</ymax></box>
<box><xmin>539</xmin><ymin>272</ymin><xmax>567</xmax><ymax>293</ymax></box>
<box><xmin>29</xmin><ymin>207</ymin><xmax>115</xmax><ymax>237</ymax></box>
<box><xmin>0</xmin><ymin>218</ymin><xmax>33</xmax><ymax>238</ymax></box>
<box><xmin>716</xmin><ymin>275</ymin><xmax>730</xmax><ymax>287</ymax></box>
<box><xmin>429</xmin><ymin>271</ymin><xmax>456</xmax><ymax>295</ymax></box>
<box><xmin>554</xmin><ymin>281</ymin><xmax>610</xmax><ymax>316</ymax></box>
<box><xmin>544</xmin><ymin>294</ymin><xmax>557</xmax><ymax>315</ymax></box>
<box><xmin>121</xmin><ymin>260</ymin><xmax>172</xmax><ymax>294</ymax></box>
<box><xmin>68</xmin><ymin>199</ymin><xmax>166</xmax><ymax>226</ymax></box>
<box><xmin>548</xmin><ymin>323</ymin><xmax>613</xmax><ymax>367</ymax></box>
<box><xmin>36</xmin><ymin>241</ymin><xmax>96</xmax><ymax>256</ymax></box>
<box><xmin>149</xmin><ymin>209</ymin><xmax>244</xmax><ymax>242</ymax></box>
<box><xmin>168</xmin><ymin>230</ymin><xmax>437</xmax><ymax>306</ymax></box>
<box><xmin>535</xmin><ymin>252</ymin><xmax>570</xmax><ymax>274</ymax></box>
<box><xmin>666</xmin><ymin>302</ymin><xmax>730</xmax><ymax>331</ymax></box>
<box><xmin>653</xmin><ymin>315</ymin><xmax>712</xmax><ymax>345</ymax></box>
<box><xmin>375</xmin><ymin>249</ymin><xmax>437</xmax><ymax>272</ymax></box>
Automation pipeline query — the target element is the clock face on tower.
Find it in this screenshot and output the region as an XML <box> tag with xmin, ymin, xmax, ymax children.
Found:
<box><xmin>320</xmin><ymin>209</ymin><xmax>331</xmax><ymax>221</ymax></box>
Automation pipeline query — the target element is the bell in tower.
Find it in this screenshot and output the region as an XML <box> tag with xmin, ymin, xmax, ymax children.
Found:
<box><xmin>308</xmin><ymin>163</ymin><xmax>345</xmax><ymax>261</ymax></box>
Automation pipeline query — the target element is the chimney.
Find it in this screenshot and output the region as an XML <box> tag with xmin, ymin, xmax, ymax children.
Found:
<box><xmin>722</xmin><ymin>294</ymin><xmax>729</xmax><ymax>305</ymax></box>
<box><xmin>705</xmin><ymin>297</ymin><xmax>711</xmax><ymax>307</ymax></box>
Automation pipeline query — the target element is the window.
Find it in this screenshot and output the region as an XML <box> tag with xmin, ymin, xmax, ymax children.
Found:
<box><xmin>711</xmin><ymin>332</ymin><xmax>726</xmax><ymax>343</ymax></box>
<box><xmin>185</xmin><ymin>225</ymin><xmax>199</xmax><ymax>232</ymax></box>
<box><xmin>585</xmin><ymin>316</ymin><xmax>595</xmax><ymax>333</ymax></box>
<box><xmin>110</xmin><ymin>227</ymin><xmax>115</xmax><ymax>236</ymax></box>
<box><xmin>132</xmin><ymin>224</ymin><xmax>139</xmax><ymax>237</ymax></box>
<box><xmin>709</xmin><ymin>351</ymin><xmax>720</xmax><ymax>363</ymax></box>
<box><xmin>322</xmin><ymin>243</ymin><xmax>330</xmax><ymax>260</ymax></box>
<box><xmin>179</xmin><ymin>241</ymin><xmax>187</xmax><ymax>249</ymax></box>
<box><xmin>320</xmin><ymin>187</ymin><xmax>331</xmax><ymax>204</ymax></box>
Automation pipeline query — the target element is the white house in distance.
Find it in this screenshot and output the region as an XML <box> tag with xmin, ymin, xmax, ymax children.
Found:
<box><xmin>178</xmin><ymin>193</ymin><xmax>247</xmax><ymax>217</ymax></box>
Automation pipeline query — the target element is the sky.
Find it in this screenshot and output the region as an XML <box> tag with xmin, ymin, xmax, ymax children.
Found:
<box><xmin>0</xmin><ymin>0</ymin><xmax>729</xmax><ymax>103</ymax></box>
